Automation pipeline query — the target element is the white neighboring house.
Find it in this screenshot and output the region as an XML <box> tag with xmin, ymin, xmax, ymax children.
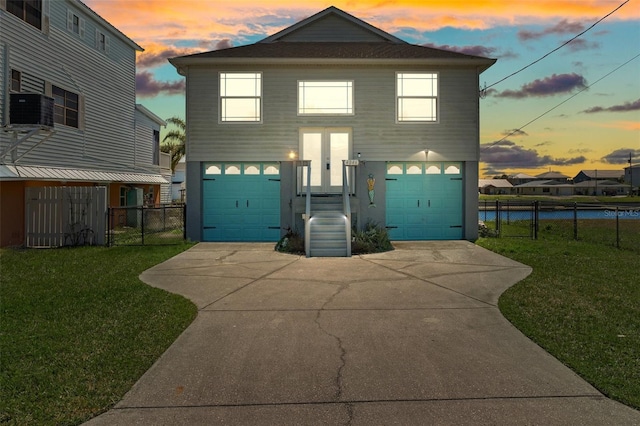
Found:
<box><xmin>0</xmin><ymin>0</ymin><xmax>169</xmax><ymax>246</ymax></box>
<box><xmin>169</xmin><ymin>6</ymin><xmax>496</xmax><ymax>256</ymax></box>
<box><xmin>171</xmin><ymin>156</ymin><xmax>186</xmax><ymax>202</ymax></box>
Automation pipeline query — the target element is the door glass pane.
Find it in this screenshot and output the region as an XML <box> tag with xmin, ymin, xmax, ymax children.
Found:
<box><xmin>302</xmin><ymin>133</ymin><xmax>322</xmax><ymax>187</ymax></box>
<box><xmin>406</xmin><ymin>163</ymin><xmax>423</xmax><ymax>174</ymax></box>
<box><xmin>330</xmin><ymin>132</ymin><xmax>349</xmax><ymax>187</ymax></box>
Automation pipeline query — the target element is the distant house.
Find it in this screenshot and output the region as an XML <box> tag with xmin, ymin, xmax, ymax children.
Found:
<box><xmin>624</xmin><ymin>164</ymin><xmax>639</xmax><ymax>194</ymax></box>
<box><xmin>513</xmin><ymin>180</ymin><xmax>574</xmax><ymax>196</ymax></box>
<box><xmin>508</xmin><ymin>172</ymin><xmax>537</xmax><ymax>186</ymax></box>
<box><xmin>171</xmin><ymin>157</ymin><xmax>186</xmax><ymax>202</ymax></box>
<box><xmin>0</xmin><ymin>0</ymin><xmax>169</xmax><ymax>247</ymax></box>
<box><xmin>478</xmin><ymin>179</ymin><xmax>513</xmax><ymax>195</ymax></box>
<box><xmin>573</xmin><ymin>179</ymin><xmax>627</xmax><ymax>196</ymax></box>
<box><xmin>169</xmin><ymin>6</ymin><xmax>496</xmax><ymax>255</ymax></box>
<box><xmin>573</xmin><ymin>169</ymin><xmax>623</xmax><ymax>184</ymax></box>
<box><xmin>535</xmin><ymin>171</ymin><xmax>570</xmax><ymax>182</ymax></box>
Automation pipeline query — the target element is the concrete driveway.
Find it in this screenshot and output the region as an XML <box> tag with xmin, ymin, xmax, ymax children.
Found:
<box><xmin>87</xmin><ymin>241</ymin><xmax>640</xmax><ymax>425</ymax></box>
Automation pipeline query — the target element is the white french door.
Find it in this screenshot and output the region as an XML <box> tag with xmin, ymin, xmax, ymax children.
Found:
<box><xmin>300</xmin><ymin>128</ymin><xmax>351</xmax><ymax>193</ymax></box>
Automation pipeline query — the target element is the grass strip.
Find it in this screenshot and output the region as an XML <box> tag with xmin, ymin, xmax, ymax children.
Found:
<box><xmin>477</xmin><ymin>237</ymin><xmax>640</xmax><ymax>409</ymax></box>
<box><xmin>0</xmin><ymin>244</ymin><xmax>197</xmax><ymax>425</ymax></box>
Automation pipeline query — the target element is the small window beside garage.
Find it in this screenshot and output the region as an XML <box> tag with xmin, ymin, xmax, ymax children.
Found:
<box><xmin>205</xmin><ymin>164</ymin><xmax>222</xmax><ymax>175</ymax></box>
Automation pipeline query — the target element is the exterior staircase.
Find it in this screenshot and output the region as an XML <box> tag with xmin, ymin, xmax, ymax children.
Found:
<box><xmin>307</xmin><ymin>196</ymin><xmax>349</xmax><ymax>257</ymax></box>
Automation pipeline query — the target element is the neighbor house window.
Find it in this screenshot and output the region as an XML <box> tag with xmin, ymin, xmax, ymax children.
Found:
<box><xmin>10</xmin><ymin>70</ymin><xmax>21</xmax><ymax>92</ymax></box>
<box><xmin>7</xmin><ymin>0</ymin><xmax>42</xmax><ymax>30</ymax></box>
<box><xmin>298</xmin><ymin>81</ymin><xmax>353</xmax><ymax>115</ymax></box>
<box><xmin>95</xmin><ymin>30</ymin><xmax>110</xmax><ymax>53</ymax></box>
<box><xmin>219</xmin><ymin>72</ymin><xmax>261</xmax><ymax>122</ymax></box>
<box><xmin>119</xmin><ymin>187</ymin><xmax>127</xmax><ymax>206</ymax></box>
<box><xmin>67</xmin><ymin>10</ymin><xmax>85</xmax><ymax>37</ymax></box>
<box><xmin>396</xmin><ymin>72</ymin><xmax>438</xmax><ymax>122</ymax></box>
<box><xmin>52</xmin><ymin>85</ymin><xmax>79</xmax><ymax>128</ymax></box>
<box><xmin>153</xmin><ymin>130</ymin><xmax>160</xmax><ymax>165</ymax></box>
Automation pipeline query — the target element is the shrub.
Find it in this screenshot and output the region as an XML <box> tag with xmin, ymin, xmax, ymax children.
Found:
<box><xmin>352</xmin><ymin>221</ymin><xmax>394</xmax><ymax>254</ymax></box>
<box><xmin>275</xmin><ymin>228</ymin><xmax>305</xmax><ymax>254</ymax></box>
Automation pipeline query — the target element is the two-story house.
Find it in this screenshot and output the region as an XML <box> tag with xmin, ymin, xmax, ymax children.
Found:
<box><xmin>170</xmin><ymin>6</ymin><xmax>496</xmax><ymax>256</ymax></box>
<box><xmin>0</xmin><ymin>0</ymin><xmax>170</xmax><ymax>247</ymax></box>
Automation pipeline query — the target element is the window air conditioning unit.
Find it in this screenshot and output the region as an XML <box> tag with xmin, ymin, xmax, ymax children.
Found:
<box><xmin>10</xmin><ymin>93</ymin><xmax>55</xmax><ymax>127</ymax></box>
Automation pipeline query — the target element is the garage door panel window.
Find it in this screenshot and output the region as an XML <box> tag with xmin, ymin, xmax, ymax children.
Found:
<box><xmin>444</xmin><ymin>163</ymin><xmax>461</xmax><ymax>174</ymax></box>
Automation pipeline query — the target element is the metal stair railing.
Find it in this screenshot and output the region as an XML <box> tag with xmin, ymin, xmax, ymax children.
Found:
<box><xmin>342</xmin><ymin>160</ymin><xmax>352</xmax><ymax>257</ymax></box>
<box><xmin>304</xmin><ymin>161</ymin><xmax>312</xmax><ymax>257</ymax></box>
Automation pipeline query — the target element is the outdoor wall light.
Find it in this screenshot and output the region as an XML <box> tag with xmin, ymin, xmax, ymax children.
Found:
<box><xmin>289</xmin><ymin>150</ymin><xmax>297</xmax><ymax>160</ymax></box>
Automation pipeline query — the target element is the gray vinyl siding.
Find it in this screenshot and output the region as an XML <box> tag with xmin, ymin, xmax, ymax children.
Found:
<box><xmin>134</xmin><ymin>109</ymin><xmax>159</xmax><ymax>170</ymax></box>
<box><xmin>0</xmin><ymin>1</ymin><xmax>139</xmax><ymax>172</ymax></box>
<box><xmin>278</xmin><ymin>15</ymin><xmax>388</xmax><ymax>42</ymax></box>
<box><xmin>186</xmin><ymin>65</ymin><xmax>480</xmax><ymax>163</ymax></box>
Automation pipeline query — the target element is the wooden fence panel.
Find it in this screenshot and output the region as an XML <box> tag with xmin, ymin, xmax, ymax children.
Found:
<box><xmin>25</xmin><ymin>186</ymin><xmax>107</xmax><ymax>247</ymax></box>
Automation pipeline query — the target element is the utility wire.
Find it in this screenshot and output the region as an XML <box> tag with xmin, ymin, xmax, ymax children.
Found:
<box><xmin>485</xmin><ymin>0</ymin><xmax>630</xmax><ymax>90</ymax></box>
<box><xmin>481</xmin><ymin>52</ymin><xmax>640</xmax><ymax>152</ymax></box>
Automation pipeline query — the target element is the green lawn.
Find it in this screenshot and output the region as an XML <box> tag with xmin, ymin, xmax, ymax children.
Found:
<box><xmin>0</xmin><ymin>245</ymin><xmax>197</xmax><ymax>425</ymax></box>
<box><xmin>477</xmin><ymin>237</ymin><xmax>640</xmax><ymax>409</ymax></box>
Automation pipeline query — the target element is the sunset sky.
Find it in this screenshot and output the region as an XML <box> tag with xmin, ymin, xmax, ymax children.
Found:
<box><xmin>84</xmin><ymin>0</ymin><xmax>640</xmax><ymax>179</ymax></box>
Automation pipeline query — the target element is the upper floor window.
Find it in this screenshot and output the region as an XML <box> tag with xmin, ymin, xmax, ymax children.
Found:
<box><xmin>11</xmin><ymin>70</ymin><xmax>21</xmax><ymax>92</ymax></box>
<box><xmin>219</xmin><ymin>72</ymin><xmax>261</xmax><ymax>122</ymax></box>
<box><xmin>52</xmin><ymin>85</ymin><xmax>79</xmax><ymax>128</ymax></box>
<box><xmin>67</xmin><ymin>10</ymin><xmax>85</xmax><ymax>38</ymax></box>
<box><xmin>298</xmin><ymin>81</ymin><xmax>353</xmax><ymax>115</ymax></box>
<box><xmin>396</xmin><ymin>72</ymin><xmax>438</xmax><ymax>122</ymax></box>
<box><xmin>7</xmin><ymin>0</ymin><xmax>42</xmax><ymax>30</ymax></box>
<box><xmin>95</xmin><ymin>30</ymin><xmax>110</xmax><ymax>54</ymax></box>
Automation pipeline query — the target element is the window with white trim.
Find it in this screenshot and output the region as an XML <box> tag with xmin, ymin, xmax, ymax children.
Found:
<box><xmin>95</xmin><ymin>30</ymin><xmax>110</xmax><ymax>54</ymax></box>
<box><xmin>67</xmin><ymin>10</ymin><xmax>85</xmax><ymax>38</ymax></box>
<box><xmin>7</xmin><ymin>0</ymin><xmax>42</xmax><ymax>30</ymax></box>
<box><xmin>52</xmin><ymin>85</ymin><xmax>79</xmax><ymax>128</ymax></box>
<box><xmin>396</xmin><ymin>72</ymin><xmax>438</xmax><ymax>122</ymax></box>
<box><xmin>219</xmin><ymin>72</ymin><xmax>262</xmax><ymax>122</ymax></box>
<box><xmin>298</xmin><ymin>81</ymin><xmax>353</xmax><ymax>115</ymax></box>
<box><xmin>10</xmin><ymin>70</ymin><xmax>21</xmax><ymax>92</ymax></box>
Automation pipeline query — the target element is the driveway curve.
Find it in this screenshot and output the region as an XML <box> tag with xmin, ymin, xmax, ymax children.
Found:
<box><xmin>86</xmin><ymin>241</ymin><xmax>640</xmax><ymax>425</ymax></box>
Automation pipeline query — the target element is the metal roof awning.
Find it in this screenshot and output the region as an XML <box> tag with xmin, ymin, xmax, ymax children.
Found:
<box><xmin>0</xmin><ymin>164</ymin><xmax>168</xmax><ymax>184</ymax></box>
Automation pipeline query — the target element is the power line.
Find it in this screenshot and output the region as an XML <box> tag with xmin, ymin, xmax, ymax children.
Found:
<box><xmin>485</xmin><ymin>0</ymin><xmax>630</xmax><ymax>90</ymax></box>
<box><xmin>481</xmin><ymin>52</ymin><xmax>640</xmax><ymax>152</ymax></box>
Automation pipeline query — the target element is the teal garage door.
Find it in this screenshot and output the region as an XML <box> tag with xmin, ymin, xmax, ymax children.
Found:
<box><xmin>386</xmin><ymin>162</ymin><xmax>463</xmax><ymax>240</ymax></box>
<box><xmin>202</xmin><ymin>163</ymin><xmax>281</xmax><ymax>242</ymax></box>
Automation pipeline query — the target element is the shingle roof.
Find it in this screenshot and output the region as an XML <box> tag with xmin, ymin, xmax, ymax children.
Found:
<box><xmin>175</xmin><ymin>41</ymin><xmax>492</xmax><ymax>61</ymax></box>
<box><xmin>576</xmin><ymin>170</ymin><xmax>623</xmax><ymax>179</ymax></box>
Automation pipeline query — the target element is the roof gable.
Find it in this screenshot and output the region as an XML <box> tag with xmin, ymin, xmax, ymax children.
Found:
<box><xmin>260</xmin><ymin>6</ymin><xmax>404</xmax><ymax>44</ymax></box>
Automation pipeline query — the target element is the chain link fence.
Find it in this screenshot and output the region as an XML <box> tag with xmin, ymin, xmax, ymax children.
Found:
<box><xmin>479</xmin><ymin>200</ymin><xmax>640</xmax><ymax>253</ymax></box>
<box><xmin>107</xmin><ymin>205</ymin><xmax>185</xmax><ymax>246</ymax></box>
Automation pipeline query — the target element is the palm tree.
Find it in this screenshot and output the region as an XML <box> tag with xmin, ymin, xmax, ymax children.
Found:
<box><xmin>161</xmin><ymin>116</ymin><xmax>186</xmax><ymax>173</ymax></box>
